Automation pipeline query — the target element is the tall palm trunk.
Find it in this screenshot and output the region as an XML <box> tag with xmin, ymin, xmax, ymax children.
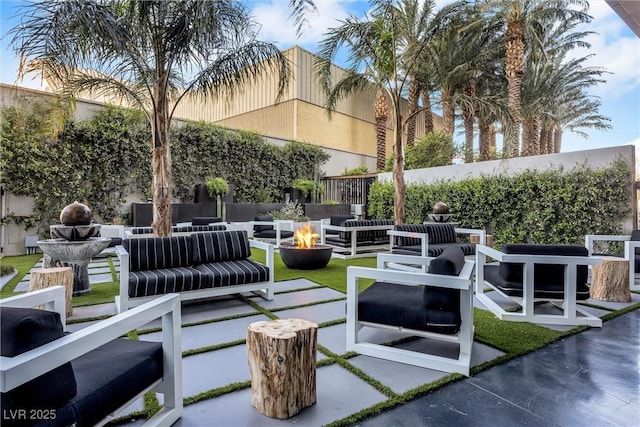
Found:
<box><xmin>522</xmin><ymin>114</ymin><xmax>540</xmax><ymax>156</ymax></box>
<box><xmin>462</xmin><ymin>81</ymin><xmax>476</xmax><ymax>163</ymax></box>
<box><xmin>152</xmin><ymin>73</ymin><xmax>172</xmax><ymax>236</ymax></box>
<box><xmin>478</xmin><ymin>113</ymin><xmax>491</xmax><ymax>161</ymax></box>
<box><xmin>405</xmin><ymin>79</ymin><xmax>420</xmax><ymax>147</ymax></box>
<box><xmin>442</xmin><ymin>89</ymin><xmax>455</xmax><ymax>137</ymax></box>
<box><xmin>505</xmin><ymin>16</ymin><xmax>525</xmax><ymax>158</ymax></box>
<box><xmin>489</xmin><ymin>124</ymin><xmax>497</xmax><ymax>155</ymax></box>
<box><xmin>553</xmin><ymin>127</ymin><xmax>563</xmax><ymax>153</ymax></box>
<box><xmin>422</xmin><ymin>90</ymin><xmax>434</xmax><ymax>134</ymax></box>
<box><xmin>392</xmin><ymin>101</ymin><xmax>406</xmax><ymax>224</ymax></box>
<box><xmin>374</xmin><ymin>88</ymin><xmax>388</xmax><ymax>171</ymax></box>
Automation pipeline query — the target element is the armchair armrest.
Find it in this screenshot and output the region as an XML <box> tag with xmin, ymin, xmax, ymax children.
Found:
<box><xmin>250</xmin><ymin>239</ymin><xmax>275</xmax><ymax>284</ymax></box>
<box><xmin>455</xmin><ymin>228</ymin><xmax>486</xmax><ymax>245</ymax></box>
<box><xmin>585</xmin><ymin>234</ymin><xmax>630</xmax><ymax>255</ymax></box>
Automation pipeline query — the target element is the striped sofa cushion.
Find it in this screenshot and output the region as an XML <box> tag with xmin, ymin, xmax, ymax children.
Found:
<box><xmin>128</xmin><ymin>267</ymin><xmax>210</xmax><ymax>297</ymax></box>
<box><xmin>124</xmin><ymin>236</ymin><xmax>192</xmax><ymax>271</ymax></box>
<box><xmin>195</xmin><ymin>260</ymin><xmax>269</xmax><ymax>288</ymax></box>
<box><xmin>191</xmin><ymin>231</ymin><xmax>251</xmax><ymax>264</ymax></box>
<box><xmin>338</xmin><ymin>219</ymin><xmax>394</xmax><ymax>243</ymax></box>
<box><xmin>393</xmin><ymin>224</ymin><xmax>430</xmax><ymax>247</ymax></box>
<box><xmin>131</xmin><ymin>227</ymin><xmax>154</xmax><ymax>235</ymax></box>
<box><xmin>425</xmin><ymin>223</ymin><xmax>456</xmax><ymax>244</ymax></box>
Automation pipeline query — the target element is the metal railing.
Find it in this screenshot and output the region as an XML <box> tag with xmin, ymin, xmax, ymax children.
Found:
<box><xmin>320</xmin><ymin>174</ymin><xmax>377</xmax><ymax>218</ymax></box>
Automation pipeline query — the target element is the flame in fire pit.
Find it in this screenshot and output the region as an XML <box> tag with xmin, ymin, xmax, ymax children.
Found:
<box><xmin>294</xmin><ymin>223</ymin><xmax>319</xmax><ymax>248</ymax></box>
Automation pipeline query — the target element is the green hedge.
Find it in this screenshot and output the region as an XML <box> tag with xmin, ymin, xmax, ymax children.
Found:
<box><xmin>1</xmin><ymin>101</ymin><xmax>329</xmax><ymax>233</ymax></box>
<box><xmin>368</xmin><ymin>159</ymin><xmax>632</xmax><ymax>245</ymax></box>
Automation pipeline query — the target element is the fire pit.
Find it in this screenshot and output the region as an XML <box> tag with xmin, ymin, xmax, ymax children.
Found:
<box><xmin>279</xmin><ymin>224</ymin><xmax>332</xmax><ymax>270</ymax></box>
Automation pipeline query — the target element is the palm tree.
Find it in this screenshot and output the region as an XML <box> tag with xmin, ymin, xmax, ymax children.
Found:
<box><xmin>396</xmin><ymin>0</ymin><xmax>439</xmax><ymax>147</ymax></box>
<box><xmin>374</xmin><ymin>88</ymin><xmax>389</xmax><ymax>171</ymax></box>
<box><xmin>485</xmin><ymin>0</ymin><xmax>591</xmax><ymax>158</ymax></box>
<box><xmin>9</xmin><ymin>0</ymin><xmax>290</xmax><ymax>236</ymax></box>
<box><xmin>315</xmin><ymin>0</ymin><xmax>430</xmax><ymax>223</ymax></box>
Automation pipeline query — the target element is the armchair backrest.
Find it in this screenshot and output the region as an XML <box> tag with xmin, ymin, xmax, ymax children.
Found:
<box><xmin>498</xmin><ymin>244</ymin><xmax>589</xmax><ymax>286</ymax></box>
<box><xmin>253</xmin><ymin>215</ymin><xmax>274</xmax><ymax>233</ymax></box>
<box><xmin>426</xmin><ymin>223</ymin><xmax>456</xmax><ymax>244</ymax></box>
<box><xmin>393</xmin><ymin>224</ymin><xmax>429</xmax><ymax>246</ymax></box>
<box><xmin>423</xmin><ymin>246</ymin><xmax>465</xmax><ymax>314</ymax></box>
<box><xmin>0</xmin><ymin>307</ymin><xmax>77</xmax><ymax>414</ymax></box>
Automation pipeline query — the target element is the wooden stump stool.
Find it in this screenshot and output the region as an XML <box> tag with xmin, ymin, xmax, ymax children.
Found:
<box><xmin>28</xmin><ymin>267</ymin><xmax>74</xmax><ymax>316</ymax></box>
<box><xmin>471</xmin><ymin>234</ymin><xmax>494</xmax><ymax>247</ymax></box>
<box><xmin>247</xmin><ymin>318</ymin><xmax>318</xmax><ymax>418</ymax></box>
<box><xmin>590</xmin><ymin>257</ymin><xmax>631</xmax><ymax>302</ymax></box>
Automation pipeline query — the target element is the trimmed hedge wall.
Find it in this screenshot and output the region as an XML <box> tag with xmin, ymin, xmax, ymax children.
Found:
<box><xmin>368</xmin><ymin>159</ymin><xmax>632</xmax><ymax>245</ymax></box>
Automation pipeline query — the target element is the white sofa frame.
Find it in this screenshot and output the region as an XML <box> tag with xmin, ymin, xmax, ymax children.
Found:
<box><xmin>346</xmin><ymin>253</ymin><xmax>475</xmax><ymax>376</ymax></box>
<box><xmin>116</xmin><ymin>238</ymin><xmax>274</xmax><ymax>312</ymax></box>
<box><xmin>0</xmin><ymin>286</ymin><xmax>183</xmax><ymax>426</ymax></box>
<box><xmin>585</xmin><ymin>234</ymin><xmax>640</xmax><ymax>291</ymax></box>
<box><xmin>320</xmin><ymin>223</ymin><xmax>394</xmax><ymax>259</ymax></box>
<box><xmin>475</xmin><ymin>244</ymin><xmax>603</xmax><ymax>327</ymax></box>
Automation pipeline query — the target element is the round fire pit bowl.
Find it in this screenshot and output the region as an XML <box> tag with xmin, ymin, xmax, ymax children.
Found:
<box><xmin>279</xmin><ymin>244</ymin><xmax>333</xmax><ymax>270</ymax></box>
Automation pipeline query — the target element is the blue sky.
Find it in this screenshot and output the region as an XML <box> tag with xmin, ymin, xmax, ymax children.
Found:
<box><xmin>1</xmin><ymin>0</ymin><xmax>638</xmax><ymax>159</ymax></box>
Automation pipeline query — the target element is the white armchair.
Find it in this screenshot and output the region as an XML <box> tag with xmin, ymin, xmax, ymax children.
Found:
<box><xmin>585</xmin><ymin>233</ymin><xmax>640</xmax><ymax>291</ymax></box>
<box><xmin>346</xmin><ymin>248</ymin><xmax>475</xmax><ymax>376</ymax></box>
<box><xmin>0</xmin><ymin>286</ymin><xmax>183</xmax><ymax>426</ymax></box>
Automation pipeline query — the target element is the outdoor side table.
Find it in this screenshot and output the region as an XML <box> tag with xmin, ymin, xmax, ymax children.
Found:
<box><xmin>28</xmin><ymin>266</ymin><xmax>74</xmax><ymax>316</ymax></box>
<box><xmin>590</xmin><ymin>256</ymin><xmax>631</xmax><ymax>302</ymax></box>
<box><xmin>247</xmin><ymin>318</ymin><xmax>317</xmax><ymax>418</ymax></box>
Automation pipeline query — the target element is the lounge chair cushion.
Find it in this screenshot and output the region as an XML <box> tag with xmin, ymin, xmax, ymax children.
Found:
<box><xmin>253</xmin><ymin>216</ymin><xmax>274</xmax><ymax>234</ymax></box>
<box><xmin>357</xmin><ymin>247</ymin><xmax>465</xmax><ymax>335</ymax></box>
<box><xmin>426</xmin><ymin>223</ymin><xmax>457</xmax><ymax>244</ymax></box>
<box><xmin>0</xmin><ymin>307</ymin><xmax>77</xmax><ymax>415</ymax></box>
<box><xmin>324</xmin><ymin>215</ymin><xmax>355</xmax><ymax>236</ymax></box>
<box><xmin>191</xmin><ymin>230</ymin><xmax>251</xmax><ymax>263</ymax></box>
<box><xmin>124</xmin><ymin>236</ymin><xmax>193</xmax><ymax>271</ymax></box>
<box><xmin>253</xmin><ymin>229</ymin><xmax>294</xmax><ymax>239</ymax></box>
<box><xmin>56</xmin><ymin>338</ymin><xmax>163</xmax><ymax>427</ymax></box>
<box><xmin>486</xmin><ymin>244</ymin><xmax>590</xmax><ymax>299</ymax></box>
<box><xmin>128</xmin><ymin>267</ymin><xmax>211</xmax><ymax>297</ymax></box>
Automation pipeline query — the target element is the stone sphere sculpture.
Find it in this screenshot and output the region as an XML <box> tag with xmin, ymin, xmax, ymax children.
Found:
<box><xmin>60</xmin><ymin>202</ymin><xmax>93</xmax><ymax>226</ymax></box>
<box><xmin>432</xmin><ymin>202</ymin><xmax>449</xmax><ymax>214</ymax></box>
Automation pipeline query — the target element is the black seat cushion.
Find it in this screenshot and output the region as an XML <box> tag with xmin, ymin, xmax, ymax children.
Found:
<box><xmin>127</xmin><ymin>266</ymin><xmax>211</xmax><ymax>297</ymax></box>
<box><xmin>192</xmin><ymin>216</ymin><xmax>222</xmax><ymax>225</ymax></box>
<box><xmin>195</xmin><ymin>259</ymin><xmax>270</xmax><ymax>287</ymax></box>
<box><xmin>253</xmin><ymin>229</ymin><xmax>294</xmax><ymax>239</ymax></box>
<box><xmin>0</xmin><ymin>307</ymin><xmax>77</xmax><ymax>420</ymax></box>
<box><xmin>485</xmin><ymin>244</ymin><xmax>590</xmax><ymax>299</ymax></box>
<box><xmin>53</xmin><ymin>338</ymin><xmax>163</xmax><ymax>427</ymax></box>
<box><xmin>358</xmin><ymin>247</ymin><xmax>466</xmax><ymax>335</ymax></box>
<box><xmin>253</xmin><ymin>215</ymin><xmax>274</xmax><ymax>234</ymax></box>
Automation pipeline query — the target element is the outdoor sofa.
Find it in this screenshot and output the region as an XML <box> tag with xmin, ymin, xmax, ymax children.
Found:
<box><xmin>320</xmin><ymin>218</ymin><xmax>395</xmax><ymax>259</ymax></box>
<box><xmin>0</xmin><ymin>286</ymin><xmax>182</xmax><ymax>426</ymax></box>
<box><xmin>116</xmin><ymin>230</ymin><xmax>274</xmax><ymax>312</ymax></box>
<box><xmin>389</xmin><ymin>223</ymin><xmax>486</xmax><ymax>258</ymax></box>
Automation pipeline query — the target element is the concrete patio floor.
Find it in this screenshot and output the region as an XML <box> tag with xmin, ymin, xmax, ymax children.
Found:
<box><xmin>13</xmin><ymin>258</ymin><xmax>640</xmax><ymax>426</ymax></box>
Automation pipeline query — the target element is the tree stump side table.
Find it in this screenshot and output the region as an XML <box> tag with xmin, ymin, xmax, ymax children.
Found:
<box><xmin>28</xmin><ymin>267</ymin><xmax>74</xmax><ymax>316</ymax></box>
<box><xmin>590</xmin><ymin>257</ymin><xmax>631</xmax><ymax>302</ymax></box>
<box><xmin>247</xmin><ymin>318</ymin><xmax>318</xmax><ymax>419</ymax></box>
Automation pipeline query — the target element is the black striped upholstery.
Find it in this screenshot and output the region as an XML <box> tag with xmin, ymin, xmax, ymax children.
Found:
<box><xmin>195</xmin><ymin>260</ymin><xmax>269</xmax><ymax>287</ymax></box>
<box><xmin>124</xmin><ymin>236</ymin><xmax>192</xmax><ymax>271</ymax></box>
<box><xmin>392</xmin><ymin>223</ymin><xmax>475</xmax><ymax>256</ymax></box>
<box><xmin>123</xmin><ymin>231</ymin><xmax>268</xmax><ymax>299</ymax></box>
<box><xmin>192</xmin><ymin>230</ymin><xmax>251</xmax><ymax>263</ymax></box>
<box><xmin>128</xmin><ymin>267</ymin><xmax>210</xmax><ymax>297</ymax></box>
<box><xmin>326</xmin><ymin>219</ymin><xmax>394</xmax><ymax>245</ymax></box>
<box><xmin>131</xmin><ymin>224</ymin><xmax>226</xmax><ymax>234</ymax></box>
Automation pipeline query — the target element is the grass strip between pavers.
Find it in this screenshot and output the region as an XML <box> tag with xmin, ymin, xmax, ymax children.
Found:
<box><xmin>3</xmin><ymin>252</ymin><xmax>640</xmax><ymax>426</ymax></box>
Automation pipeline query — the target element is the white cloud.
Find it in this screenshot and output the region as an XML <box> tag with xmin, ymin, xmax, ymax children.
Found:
<box><xmin>250</xmin><ymin>0</ymin><xmax>359</xmax><ymax>50</ymax></box>
<box><xmin>568</xmin><ymin>2</ymin><xmax>640</xmax><ymax>99</ymax></box>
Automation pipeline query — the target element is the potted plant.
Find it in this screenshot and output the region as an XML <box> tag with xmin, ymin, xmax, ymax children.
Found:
<box><xmin>205</xmin><ymin>177</ymin><xmax>230</xmax><ymax>220</ymax></box>
<box><xmin>290</xmin><ymin>178</ymin><xmax>324</xmax><ymax>204</ymax></box>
